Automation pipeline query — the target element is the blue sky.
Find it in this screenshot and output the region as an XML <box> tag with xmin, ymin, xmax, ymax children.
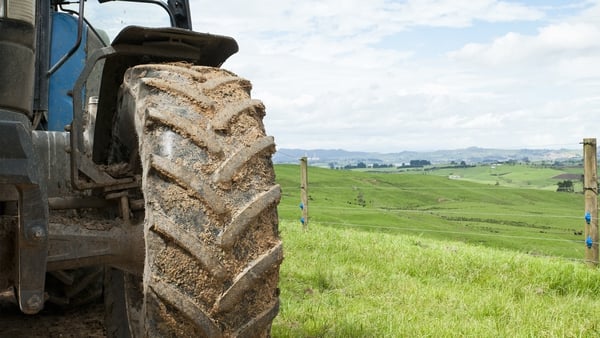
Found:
<box><xmin>80</xmin><ymin>0</ymin><xmax>600</xmax><ymax>152</ymax></box>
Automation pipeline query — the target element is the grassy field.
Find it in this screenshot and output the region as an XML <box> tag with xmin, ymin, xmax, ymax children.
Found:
<box><xmin>272</xmin><ymin>164</ymin><xmax>598</xmax><ymax>336</ymax></box>
<box><xmin>272</xmin><ymin>221</ymin><xmax>600</xmax><ymax>336</ymax></box>
<box><xmin>276</xmin><ymin>164</ymin><xmax>585</xmax><ymax>259</ymax></box>
<box><xmin>423</xmin><ymin>164</ymin><xmax>583</xmax><ymax>191</ymax></box>
<box><xmin>352</xmin><ymin>162</ymin><xmax>584</xmax><ymax>191</ymax></box>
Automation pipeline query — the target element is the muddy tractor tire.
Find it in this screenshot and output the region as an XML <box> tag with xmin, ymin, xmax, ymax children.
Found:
<box><xmin>107</xmin><ymin>64</ymin><xmax>282</xmax><ymax>337</ymax></box>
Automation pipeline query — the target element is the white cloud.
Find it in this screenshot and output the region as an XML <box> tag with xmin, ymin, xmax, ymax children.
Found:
<box><xmin>75</xmin><ymin>1</ymin><xmax>600</xmax><ymax>152</ymax></box>
<box><xmin>389</xmin><ymin>0</ymin><xmax>544</xmax><ymax>28</ymax></box>
<box><xmin>448</xmin><ymin>22</ymin><xmax>600</xmax><ymax>67</ymax></box>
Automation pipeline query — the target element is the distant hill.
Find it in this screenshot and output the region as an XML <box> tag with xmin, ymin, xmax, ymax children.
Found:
<box><xmin>273</xmin><ymin>147</ymin><xmax>582</xmax><ymax>166</ymax></box>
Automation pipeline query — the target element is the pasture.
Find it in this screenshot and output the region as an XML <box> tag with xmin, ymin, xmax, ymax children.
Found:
<box><xmin>272</xmin><ymin>164</ymin><xmax>600</xmax><ymax>336</ymax></box>
<box><xmin>275</xmin><ymin>164</ymin><xmax>585</xmax><ymax>259</ymax></box>
<box><xmin>424</xmin><ymin>163</ymin><xmax>583</xmax><ymax>191</ymax></box>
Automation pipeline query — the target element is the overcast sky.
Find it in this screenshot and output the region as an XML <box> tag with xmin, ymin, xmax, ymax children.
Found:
<box><xmin>81</xmin><ymin>0</ymin><xmax>600</xmax><ymax>152</ymax></box>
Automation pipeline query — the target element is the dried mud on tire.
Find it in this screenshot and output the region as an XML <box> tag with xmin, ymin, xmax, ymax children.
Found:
<box><xmin>112</xmin><ymin>63</ymin><xmax>282</xmax><ymax>336</ymax></box>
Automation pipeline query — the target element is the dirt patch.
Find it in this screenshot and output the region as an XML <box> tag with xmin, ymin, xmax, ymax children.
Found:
<box><xmin>552</xmin><ymin>173</ymin><xmax>582</xmax><ymax>180</ymax></box>
<box><xmin>0</xmin><ymin>291</ymin><xmax>105</xmax><ymax>337</ymax></box>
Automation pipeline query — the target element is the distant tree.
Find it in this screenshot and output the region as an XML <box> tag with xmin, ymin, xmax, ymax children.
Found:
<box><xmin>409</xmin><ymin>160</ymin><xmax>431</xmax><ymax>167</ymax></box>
<box><xmin>356</xmin><ymin>191</ymin><xmax>366</xmax><ymax>207</ymax></box>
<box><xmin>557</xmin><ymin>180</ymin><xmax>574</xmax><ymax>193</ymax></box>
<box><xmin>356</xmin><ymin>162</ymin><xmax>367</xmax><ymax>168</ymax></box>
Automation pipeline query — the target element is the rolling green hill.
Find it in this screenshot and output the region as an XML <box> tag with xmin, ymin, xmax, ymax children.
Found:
<box><xmin>275</xmin><ymin>164</ymin><xmax>585</xmax><ymax>259</ymax></box>
<box><xmin>423</xmin><ymin>164</ymin><xmax>583</xmax><ymax>191</ymax></box>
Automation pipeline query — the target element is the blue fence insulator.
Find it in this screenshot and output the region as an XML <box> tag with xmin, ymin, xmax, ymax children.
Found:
<box><xmin>586</xmin><ymin>235</ymin><xmax>593</xmax><ymax>249</ymax></box>
<box><xmin>585</xmin><ymin>211</ymin><xmax>592</xmax><ymax>225</ymax></box>
<box><xmin>300</xmin><ymin>217</ymin><xmax>305</xmax><ymax>225</ymax></box>
<box><xmin>299</xmin><ymin>202</ymin><xmax>304</xmax><ymax>210</ymax></box>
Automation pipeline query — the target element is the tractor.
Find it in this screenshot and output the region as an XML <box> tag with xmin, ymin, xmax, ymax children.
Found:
<box><xmin>0</xmin><ymin>0</ymin><xmax>282</xmax><ymax>336</ymax></box>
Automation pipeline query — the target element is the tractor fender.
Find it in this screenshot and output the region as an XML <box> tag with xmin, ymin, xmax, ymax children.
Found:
<box><xmin>89</xmin><ymin>26</ymin><xmax>239</xmax><ymax>164</ymax></box>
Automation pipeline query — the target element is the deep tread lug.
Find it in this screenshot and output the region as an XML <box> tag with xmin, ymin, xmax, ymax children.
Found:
<box><xmin>215</xmin><ymin>242</ymin><xmax>283</xmax><ymax>313</ymax></box>
<box><xmin>151</xmin><ymin>211</ymin><xmax>226</xmax><ymax>280</ymax></box>
<box><xmin>219</xmin><ymin>185</ymin><xmax>281</xmax><ymax>249</ymax></box>
<box><xmin>151</xmin><ymin>154</ymin><xmax>226</xmax><ymax>214</ymax></box>
<box><xmin>149</xmin><ymin>278</ymin><xmax>222</xmax><ymax>338</ymax></box>
<box><xmin>212</xmin><ymin>99</ymin><xmax>265</xmax><ymax>131</ymax></box>
<box><xmin>212</xmin><ymin>136</ymin><xmax>276</xmax><ymax>184</ymax></box>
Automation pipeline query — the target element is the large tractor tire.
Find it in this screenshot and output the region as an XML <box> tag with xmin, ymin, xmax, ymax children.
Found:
<box><xmin>107</xmin><ymin>63</ymin><xmax>282</xmax><ymax>337</ymax></box>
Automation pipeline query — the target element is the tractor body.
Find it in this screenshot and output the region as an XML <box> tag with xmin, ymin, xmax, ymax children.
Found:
<box><xmin>0</xmin><ymin>0</ymin><xmax>234</xmax><ymax>313</ymax></box>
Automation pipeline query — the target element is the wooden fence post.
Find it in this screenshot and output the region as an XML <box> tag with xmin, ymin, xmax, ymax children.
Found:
<box><xmin>583</xmin><ymin>138</ymin><xmax>598</xmax><ymax>266</ymax></box>
<box><xmin>300</xmin><ymin>157</ymin><xmax>309</xmax><ymax>230</ymax></box>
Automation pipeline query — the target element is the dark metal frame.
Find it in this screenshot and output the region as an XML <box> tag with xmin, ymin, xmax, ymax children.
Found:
<box><xmin>0</xmin><ymin>114</ymin><xmax>48</xmax><ymax>314</ymax></box>
<box><xmin>99</xmin><ymin>0</ymin><xmax>192</xmax><ymax>29</ymax></box>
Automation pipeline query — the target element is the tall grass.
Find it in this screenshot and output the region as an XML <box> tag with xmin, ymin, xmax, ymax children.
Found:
<box><xmin>273</xmin><ymin>220</ymin><xmax>600</xmax><ymax>337</ymax></box>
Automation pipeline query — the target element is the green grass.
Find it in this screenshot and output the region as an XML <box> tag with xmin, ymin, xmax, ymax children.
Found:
<box><xmin>272</xmin><ymin>164</ymin><xmax>599</xmax><ymax>336</ymax></box>
<box><xmin>275</xmin><ymin>164</ymin><xmax>585</xmax><ymax>260</ymax></box>
<box><xmin>420</xmin><ymin>164</ymin><xmax>583</xmax><ymax>191</ymax></box>
<box><xmin>273</xmin><ymin>221</ymin><xmax>600</xmax><ymax>336</ymax></box>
